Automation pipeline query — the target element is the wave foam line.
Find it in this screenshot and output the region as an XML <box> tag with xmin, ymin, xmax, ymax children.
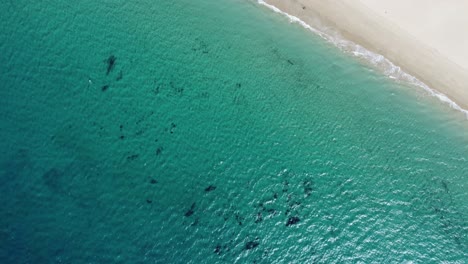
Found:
<box><xmin>257</xmin><ymin>0</ymin><xmax>468</xmax><ymax>119</ymax></box>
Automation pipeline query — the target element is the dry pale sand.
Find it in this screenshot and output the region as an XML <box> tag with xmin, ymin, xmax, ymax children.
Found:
<box><xmin>263</xmin><ymin>0</ymin><xmax>468</xmax><ymax>112</ymax></box>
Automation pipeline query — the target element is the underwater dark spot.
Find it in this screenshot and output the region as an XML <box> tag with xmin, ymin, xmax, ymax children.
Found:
<box><xmin>235</xmin><ymin>213</ymin><xmax>243</xmax><ymax>226</ymax></box>
<box><xmin>156</xmin><ymin>147</ymin><xmax>163</xmax><ymax>156</ymax></box>
<box><xmin>273</xmin><ymin>193</ymin><xmax>278</xmax><ymax>199</ymax></box>
<box><xmin>192</xmin><ymin>38</ymin><xmax>209</xmax><ymax>54</ymax></box>
<box><xmin>287</xmin><ymin>59</ymin><xmax>294</xmax><ymax>65</ymax></box>
<box><xmin>214</xmin><ymin>245</ymin><xmax>221</xmax><ymax>255</ymax></box>
<box><xmin>119</xmin><ymin>135</ymin><xmax>125</xmax><ymax>140</ymax></box>
<box><xmin>169</xmin><ymin>81</ymin><xmax>184</xmax><ymax>95</ymax></box>
<box><xmin>236</xmin><ymin>83</ymin><xmax>241</xmax><ymax>88</ymax></box>
<box><xmin>150</xmin><ymin>179</ymin><xmax>158</xmax><ymax>184</ymax></box>
<box><xmin>146</xmin><ymin>199</ymin><xmax>152</xmax><ymax>204</ymax></box>
<box><xmin>285</xmin><ymin>209</ymin><xmax>290</xmax><ymax>216</ymax></box>
<box><xmin>116</xmin><ymin>70</ymin><xmax>123</xmax><ymax>81</ymax></box>
<box><xmin>42</xmin><ymin>168</ymin><xmax>62</xmax><ymax>192</ymax></box>
<box><xmin>283</xmin><ymin>180</ymin><xmax>289</xmax><ymax>193</ymax></box>
<box><xmin>185</xmin><ymin>202</ymin><xmax>196</xmax><ymax>217</ymax></box>
<box><xmin>441</xmin><ymin>181</ymin><xmax>449</xmax><ymax>192</ymax></box>
<box><xmin>153</xmin><ymin>80</ymin><xmax>162</xmax><ymax>95</ymax></box>
<box><xmin>127</xmin><ymin>154</ymin><xmax>139</xmax><ymax>161</ymax></box>
<box><xmin>286</xmin><ymin>216</ymin><xmax>300</xmax><ymax>226</ymax></box>
<box><xmin>170</xmin><ymin>123</ymin><xmax>177</xmax><ymax>134</ymax></box>
<box><xmin>153</xmin><ymin>86</ymin><xmax>160</xmax><ymax>95</ymax></box>
<box><xmin>303</xmin><ymin>180</ymin><xmax>313</xmax><ymax>197</ymax></box>
<box><xmin>245</xmin><ymin>241</ymin><xmax>259</xmax><ymax>250</ymax></box>
<box><xmin>191</xmin><ymin>218</ymin><xmax>199</xmax><ymax>227</ymax></box>
<box><xmin>106</xmin><ymin>55</ymin><xmax>116</xmax><ymax>75</ymax></box>
<box><xmin>119</xmin><ymin>124</ymin><xmax>123</xmax><ymax>131</ymax></box>
<box><xmin>205</xmin><ymin>185</ymin><xmax>216</xmax><ymax>192</ymax></box>
<box><xmin>255</xmin><ymin>212</ymin><xmax>263</xmax><ymax>223</ymax></box>
<box><xmin>174</xmin><ymin>87</ymin><xmax>184</xmax><ymax>95</ymax></box>
<box><xmin>302</xmin><ymin>6</ymin><xmax>306</xmax><ymax>10</ymax></box>
<box><xmin>101</xmin><ymin>85</ymin><xmax>109</xmax><ymax>91</ymax></box>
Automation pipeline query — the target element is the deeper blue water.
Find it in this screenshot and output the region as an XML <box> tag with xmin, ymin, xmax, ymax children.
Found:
<box><xmin>0</xmin><ymin>0</ymin><xmax>467</xmax><ymax>263</ymax></box>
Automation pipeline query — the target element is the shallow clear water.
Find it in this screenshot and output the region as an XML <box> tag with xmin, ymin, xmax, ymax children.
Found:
<box><xmin>0</xmin><ymin>0</ymin><xmax>467</xmax><ymax>263</ymax></box>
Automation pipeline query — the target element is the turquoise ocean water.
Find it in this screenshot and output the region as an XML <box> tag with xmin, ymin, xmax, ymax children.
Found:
<box><xmin>1</xmin><ymin>0</ymin><xmax>467</xmax><ymax>263</ymax></box>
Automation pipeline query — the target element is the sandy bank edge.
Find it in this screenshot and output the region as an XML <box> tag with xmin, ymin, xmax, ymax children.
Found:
<box><xmin>262</xmin><ymin>0</ymin><xmax>468</xmax><ymax>115</ymax></box>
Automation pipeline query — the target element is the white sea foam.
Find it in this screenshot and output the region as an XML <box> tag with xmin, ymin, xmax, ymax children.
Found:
<box><xmin>257</xmin><ymin>0</ymin><xmax>468</xmax><ymax>119</ymax></box>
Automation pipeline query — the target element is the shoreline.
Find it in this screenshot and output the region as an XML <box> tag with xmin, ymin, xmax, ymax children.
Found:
<box><xmin>260</xmin><ymin>0</ymin><xmax>468</xmax><ymax>118</ymax></box>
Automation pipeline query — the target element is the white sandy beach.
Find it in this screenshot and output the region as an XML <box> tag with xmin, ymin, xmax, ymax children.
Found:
<box><xmin>263</xmin><ymin>0</ymin><xmax>468</xmax><ymax>112</ymax></box>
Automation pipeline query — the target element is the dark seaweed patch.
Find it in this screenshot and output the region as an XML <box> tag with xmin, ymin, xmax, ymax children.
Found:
<box><xmin>169</xmin><ymin>81</ymin><xmax>184</xmax><ymax>96</ymax></box>
<box><xmin>170</xmin><ymin>123</ymin><xmax>177</xmax><ymax>134</ymax></box>
<box><xmin>105</xmin><ymin>55</ymin><xmax>116</xmax><ymax>75</ymax></box>
<box><xmin>205</xmin><ymin>185</ymin><xmax>216</xmax><ymax>192</ymax></box>
<box><xmin>192</xmin><ymin>38</ymin><xmax>209</xmax><ymax>54</ymax></box>
<box><xmin>255</xmin><ymin>212</ymin><xmax>263</xmax><ymax>223</ymax></box>
<box><xmin>441</xmin><ymin>181</ymin><xmax>449</xmax><ymax>193</ymax></box>
<box><xmin>286</xmin><ymin>216</ymin><xmax>300</xmax><ymax>226</ymax></box>
<box><xmin>155</xmin><ymin>147</ymin><xmax>163</xmax><ymax>156</ymax></box>
<box><xmin>127</xmin><ymin>154</ymin><xmax>139</xmax><ymax>161</ymax></box>
<box><xmin>235</xmin><ymin>213</ymin><xmax>243</xmax><ymax>226</ymax></box>
<box><xmin>245</xmin><ymin>241</ymin><xmax>259</xmax><ymax>250</ymax></box>
<box><xmin>282</xmin><ymin>180</ymin><xmax>289</xmax><ymax>193</ymax></box>
<box><xmin>185</xmin><ymin>202</ymin><xmax>196</xmax><ymax>217</ymax></box>
<box><xmin>214</xmin><ymin>245</ymin><xmax>222</xmax><ymax>255</ymax></box>
<box><xmin>153</xmin><ymin>79</ymin><xmax>162</xmax><ymax>95</ymax></box>
<box><xmin>200</xmin><ymin>92</ymin><xmax>209</xmax><ymax>98</ymax></box>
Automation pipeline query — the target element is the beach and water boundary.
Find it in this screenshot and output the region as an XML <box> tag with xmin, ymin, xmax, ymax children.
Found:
<box><xmin>259</xmin><ymin>0</ymin><xmax>468</xmax><ymax>120</ymax></box>
<box><xmin>0</xmin><ymin>0</ymin><xmax>467</xmax><ymax>262</ymax></box>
